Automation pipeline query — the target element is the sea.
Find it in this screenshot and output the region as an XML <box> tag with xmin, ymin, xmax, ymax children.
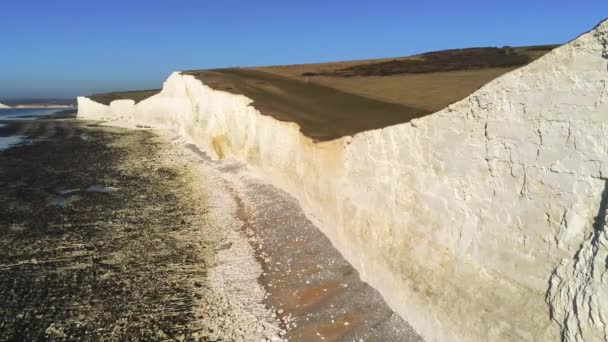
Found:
<box><xmin>0</xmin><ymin>108</ymin><xmax>72</xmax><ymax>150</ymax></box>
<box><xmin>0</xmin><ymin>108</ymin><xmax>69</xmax><ymax>120</ymax></box>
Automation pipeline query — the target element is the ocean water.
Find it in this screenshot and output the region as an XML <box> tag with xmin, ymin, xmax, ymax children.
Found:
<box><xmin>0</xmin><ymin>135</ymin><xmax>28</xmax><ymax>151</ymax></box>
<box><xmin>0</xmin><ymin>108</ymin><xmax>70</xmax><ymax>151</ymax></box>
<box><xmin>0</xmin><ymin>108</ymin><xmax>66</xmax><ymax>120</ymax></box>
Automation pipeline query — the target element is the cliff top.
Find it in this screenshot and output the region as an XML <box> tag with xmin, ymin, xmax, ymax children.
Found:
<box><xmin>185</xmin><ymin>68</ymin><xmax>428</xmax><ymax>140</ymax></box>
<box><xmin>89</xmin><ymin>44</ymin><xmax>557</xmax><ymax>141</ymax></box>
<box><xmin>88</xmin><ymin>89</ymin><xmax>161</xmax><ymax>106</ymax></box>
<box><xmin>185</xmin><ymin>45</ymin><xmax>556</xmax><ymax>140</ymax></box>
<box><xmin>251</xmin><ymin>46</ymin><xmax>555</xmax><ymax>109</ymax></box>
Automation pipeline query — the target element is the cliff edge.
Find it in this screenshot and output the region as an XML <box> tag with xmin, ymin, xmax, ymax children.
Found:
<box><xmin>77</xmin><ymin>19</ymin><xmax>608</xmax><ymax>342</ymax></box>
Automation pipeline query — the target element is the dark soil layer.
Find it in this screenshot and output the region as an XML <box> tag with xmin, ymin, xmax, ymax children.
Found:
<box><xmin>88</xmin><ymin>89</ymin><xmax>161</xmax><ymax>105</ymax></box>
<box><xmin>0</xmin><ymin>120</ymin><xmax>208</xmax><ymax>340</ymax></box>
<box><xmin>184</xmin><ymin>68</ymin><xmax>427</xmax><ymax>141</ymax></box>
<box><xmin>301</xmin><ymin>45</ymin><xmax>557</xmax><ymax>77</ymax></box>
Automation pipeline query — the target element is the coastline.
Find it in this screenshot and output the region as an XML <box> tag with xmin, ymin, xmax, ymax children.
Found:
<box><xmin>0</xmin><ymin>118</ymin><xmax>282</xmax><ymax>340</ymax></box>
<box><xmin>16</xmin><ymin>105</ymin><xmax>74</xmax><ymax>108</ymax></box>
<box><xmin>74</xmin><ymin>19</ymin><xmax>608</xmax><ymax>341</ymax></box>
<box><xmin>0</xmin><ymin>116</ymin><xmax>419</xmax><ymax>341</ymax></box>
<box><xmin>5</xmin><ymin>105</ymin><xmax>75</xmax><ymax>109</ymax></box>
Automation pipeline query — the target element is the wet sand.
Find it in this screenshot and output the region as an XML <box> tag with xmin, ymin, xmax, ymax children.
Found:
<box><xmin>0</xmin><ymin>116</ymin><xmax>422</xmax><ymax>341</ymax></box>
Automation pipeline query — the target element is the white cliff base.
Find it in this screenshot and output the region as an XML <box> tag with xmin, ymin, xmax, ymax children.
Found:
<box><xmin>0</xmin><ymin>102</ymin><xmax>11</xmax><ymax>109</ymax></box>
<box><xmin>77</xmin><ymin>21</ymin><xmax>608</xmax><ymax>342</ymax></box>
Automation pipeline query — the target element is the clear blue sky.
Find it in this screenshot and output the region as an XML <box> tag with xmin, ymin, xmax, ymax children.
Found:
<box><xmin>1</xmin><ymin>0</ymin><xmax>606</xmax><ymax>99</ymax></box>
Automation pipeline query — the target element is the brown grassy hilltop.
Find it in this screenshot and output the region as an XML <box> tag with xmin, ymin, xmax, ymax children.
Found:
<box><xmin>90</xmin><ymin>45</ymin><xmax>558</xmax><ymax>141</ymax></box>
<box><xmin>88</xmin><ymin>89</ymin><xmax>161</xmax><ymax>106</ymax></box>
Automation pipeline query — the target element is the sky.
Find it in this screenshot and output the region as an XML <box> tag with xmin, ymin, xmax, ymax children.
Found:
<box><xmin>0</xmin><ymin>0</ymin><xmax>606</xmax><ymax>99</ymax></box>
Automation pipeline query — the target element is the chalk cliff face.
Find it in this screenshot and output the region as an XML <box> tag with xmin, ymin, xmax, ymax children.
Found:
<box><xmin>0</xmin><ymin>103</ymin><xmax>10</xmax><ymax>109</ymax></box>
<box><xmin>78</xmin><ymin>20</ymin><xmax>608</xmax><ymax>342</ymax></box>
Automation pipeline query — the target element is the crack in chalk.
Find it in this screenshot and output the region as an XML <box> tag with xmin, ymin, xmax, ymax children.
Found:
<box><xmin>520</xmin><ymin>102</ymin><xmax>527</xmax><ymax>119</ymax></box>
<box><xmin>590</xmin><ymin>180</ymin><xmax>608</xmax><ymax>274</ymax></box>
<box><xmin>484</xmin><ymin>122</ymin><xmax>489</xmax><ymax>140</ymax></box>
<box><xmin>483</xmin><ymin>121</ymin><xmax>495</xmax><ymax>177</ymax></box>
<box><xmin>536</xmin><ymin>124</ymin><xmax>543</xmax><ymax>160</ymax></box>
<box><xmin>519</xmin><ymin>166</ymin><xmax>528</xmax><ymax>198</ymax></box>
<box><xmin>553</xmin><ymin>209</ymin><xmax>569</xmax><ymax>247</ymax></box>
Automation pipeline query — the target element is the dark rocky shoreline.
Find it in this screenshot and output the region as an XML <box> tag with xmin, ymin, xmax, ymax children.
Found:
<box><xmin>0</xmin><ymin>119</ymin><xmax>213</xmax><ymax>340</ymax></box>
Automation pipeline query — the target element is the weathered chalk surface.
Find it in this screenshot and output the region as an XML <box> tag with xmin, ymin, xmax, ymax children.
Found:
<box><xmin>78</xmin><ymin>20</ymin><xmax>608</xmax><ymax>342</ymax></box>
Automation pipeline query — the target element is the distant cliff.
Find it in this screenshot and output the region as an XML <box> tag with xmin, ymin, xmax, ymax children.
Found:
<box><xmin>0</xmin><ymin>103</ymin><xmax>10</xmax><ymax>109</ymax></box>
<box><xmin>77</xmin><ymin>20</ymin><xmax>608</xmax><ymax>342</ymax></box>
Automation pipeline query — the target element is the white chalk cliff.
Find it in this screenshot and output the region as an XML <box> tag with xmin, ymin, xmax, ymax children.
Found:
<box><xmin>0</xmin><ymin>103</ymin><xmax>10</xmax><ymax>109</ymax></box>
<box><xmin>78</xmin><ymin>20</ymin><xmax>608</xmax><ymax>342</ymax></box>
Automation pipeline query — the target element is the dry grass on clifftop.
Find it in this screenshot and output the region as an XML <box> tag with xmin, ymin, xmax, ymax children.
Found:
<box><xmin>89</xmin><ymin>44</ymin><xmax>558</xmax><ymax>141</ymax></box>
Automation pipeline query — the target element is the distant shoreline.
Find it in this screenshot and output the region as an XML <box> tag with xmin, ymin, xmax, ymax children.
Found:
<box><xmin>12</xmin><ymin>105</ymin><xmax>75</xmax><ymax>109</ymax></box>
